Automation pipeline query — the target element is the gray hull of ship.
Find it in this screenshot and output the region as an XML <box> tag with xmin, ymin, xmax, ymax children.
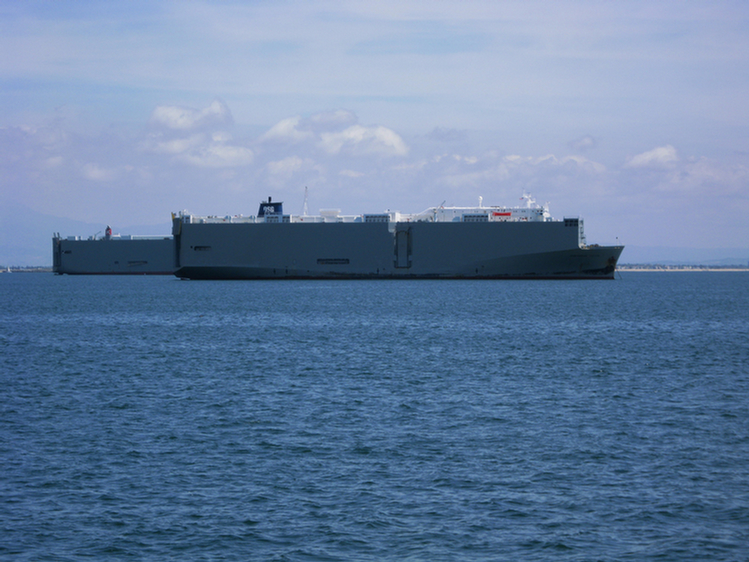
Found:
<box><xmin>173</xmin><ymin>220</ymin><xmax>623</xmax><ymax>280</ymax></box>
<box><xmin>53</xmin><ymin>237</ymin><xmax>174</xmax><ymax>275</ymax></box>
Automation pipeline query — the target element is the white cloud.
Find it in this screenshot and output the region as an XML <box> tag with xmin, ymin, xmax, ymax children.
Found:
<box><xmin>212</xmin><ymin>131</ymin><xmax>233</xmax><ymax>143</ymax></box>
<box><xmin>496</xmin><ymin>154</ymin><xmax>605</xmax><ymax>172</ymax></box>
<box><xmin>652</xmin><ymin>157</ymin><xmax>749</xmax><ymax>195</ymax></box>
<box><xmin>261</xmin><ymin>116</ymin><xmax>314</xmax><ymax>143</ymax></box>
<box><xmin>452</xmin><ymin>154</ymin><xmax>478</xmax><ymax>164</ymax></box>
<box><xmin>143</xmin><ymin>131</ymin><xmax>253</xmax><ymax>168</ymax></box>
<box><xmin>44</xmin><ymin>156</ymin><xmax>64</xmax><ymax>169</ymax></box>
<box><xmin>140</xmin><ymin>102</ymin><xmax>252</xmax><ymax>168</ymax></box>
<box><xmin>431</xmin><ymin>152</ymin><xmax>608</xmax><ymax>195</ymax></box>
<box><xmin>150</xmin><ymin>133</ymin><xmax>206</xmax><ymax>155</ymax></box>
<box><xmin>310</xmin><ymin>110</ymin><xmax>357</xmax><ymax>129</ymax></box>
<box><xmin>260</xmin><ymin>112</ymin><xmax>408</xmax><ymax>160</ymax></box>
<box><xmin>81</xmin><ymin>163</ymin><xmax>118</xmax><ymax>182</ymax></box>
<box><xmin>267</xmin><ymin>156</ymin><xmax>306</xmax><ymax>176</ymax></box>
<box><xmin>179</xmin><ymin>144</ymin><xmax>254</xmax><ymax>168</ymax></box>
<box><xmin>626</xmin><ymin>145</ymin><xmax>679</xmax><ymax>169</ymax></box>
<box><xmin>560</xmin><ymin>155</ymin><xmax>607</xmax><ymax>174</ymax></box>
<box><xmin>340</xmin><ymin>169</ymin><xmax>364</xmax><ymax>178</ymax></box>
<box><xmin>568</xmin><ymin>135</ymin><xmax>598</xmax><ymax>152</ymax></box>
<box><xmin>319</xmin><ymin>125</ymin><xmax>408</xmax><ymax>156</ymax></box>
<box><xmin>150</xmin><ymin>100</ymin><xmax>232</xmax><ymax>131</ymax></box>
<box><xmin>264</xmin><ymin>156</ymin><xmax>323</xmax><ymax>189</ymax></box>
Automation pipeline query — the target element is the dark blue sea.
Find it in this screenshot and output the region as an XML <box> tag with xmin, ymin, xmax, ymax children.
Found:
<box><xmin>2</xmin><ymin>272</ymin><xmax>748</xmax><ymax>561</ymax></box>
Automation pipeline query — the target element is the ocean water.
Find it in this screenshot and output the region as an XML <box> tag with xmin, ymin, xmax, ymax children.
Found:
<box><xmin>1</xmin><ymin>272</ymin><xmax>748</xmax><ymax>561</ymax></box>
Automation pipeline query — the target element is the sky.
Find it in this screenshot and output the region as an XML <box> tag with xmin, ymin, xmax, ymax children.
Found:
<box><xmin>2</xmin><ymin>0</ymin><xmax>749</xmax><ymax>264</ymax></box>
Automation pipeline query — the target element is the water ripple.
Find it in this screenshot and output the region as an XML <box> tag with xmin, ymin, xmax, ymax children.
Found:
<box><xmin>1</xmin><ymin>273</ymin><xmax>748</xmax><ymax>560</ymax></box>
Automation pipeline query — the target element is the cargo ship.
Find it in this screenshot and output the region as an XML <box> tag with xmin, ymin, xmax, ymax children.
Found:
<box><xmin>171</xmin><ymin>195</ymin><xmax>623</xmax><ymax>279</ymax></box>
<box><xmin>53</xmin><ymin>227</ymin><xmax>174</xmax><ymax>275</ymax></box>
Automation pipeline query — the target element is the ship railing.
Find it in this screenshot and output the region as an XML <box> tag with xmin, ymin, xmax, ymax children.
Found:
<box><xmin>186</xmin><ymin>213</ymin><xmax>380</xmax><ymax>224</ymax></box>
<box><xmin>179</xmin><ymin>208</ymin><xmax>554</xmax><ymax>225</ymax></box>
<box><xmin>112</xmin><ymin>235</ymin><xmax>172</xmax><ymax>240</ymax></box>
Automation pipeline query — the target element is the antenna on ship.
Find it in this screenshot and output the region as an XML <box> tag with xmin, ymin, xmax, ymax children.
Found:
<box><xmin>302</xmin><ymin>186</ymin><xmax>309</xmax><ymax>216</ymax></box>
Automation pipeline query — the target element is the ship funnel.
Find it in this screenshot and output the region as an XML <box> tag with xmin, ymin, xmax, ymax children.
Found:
<box><xmin>258</xmin><ymin>199</ymin><xmax>283</xmax><ymax>217</ymax></box>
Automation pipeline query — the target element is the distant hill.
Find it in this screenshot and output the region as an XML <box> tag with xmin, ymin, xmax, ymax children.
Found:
<box><xmin>0</xmin><ymin>202</ymin><xmax>171</xmax><ymax>267</ymax></box>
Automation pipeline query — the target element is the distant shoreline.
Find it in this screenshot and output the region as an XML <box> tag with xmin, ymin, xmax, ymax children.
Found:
<box><xmin>1</xmin><ymin>267</ymin><xmax>53</xmax><ymax>273</ymax></box>
<box><xmin>619</xmin><ymin>266</ymin><xmax>749</xmax><ymax>272</ymax></box>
